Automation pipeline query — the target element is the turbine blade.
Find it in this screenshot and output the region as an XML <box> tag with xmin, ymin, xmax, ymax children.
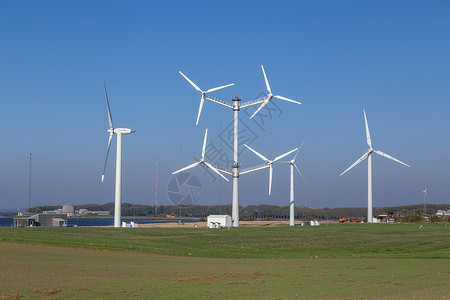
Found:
<box><xmin>196</xmin><ymin>95</ymin><xmax>205</xmax><ymax>126</ymax></box>
<box><xmin>274</xmin><ymin>95</ymin><xmax>302</xmax><ymax>105</ymax></box>
<box><xmin>172</xmin><ymin>161</ymin><xmax>200</xmax><ymax>174</ymax></box>
<box><xmin>101</xmin><ymin>133</ymin><xmax>114</xmax><ymax>182</ymax></box>
<box><xmin>294</xmin><ymin>163</ymin><xmax>307</xmax><ymax>184</ymax></box>
<box><xmin>244</xmin><ymin>144</ymin><xmax>269</xmax><ymax>162</ymax></box>
<box><xmin>274</xmin><ymin>147</ymin><xmax>298</xmax><ymax>162</ymax></box>
<box><xmin>340</xmin><ymin>152</ymin><xmax>370</xmax><ymax>176</ymax></box>
<box><xmin>363</xmin><ymin>109</ymin><xmax>372</xmax><ymax>148</ymax></box>
<box><xmin>261</xmin><ymin>65</ymin><xmax>272</xmax><ymax>94</ymax></box>
<box><xmin>269</xmin><ymin>164</ymin><xmax>273</xmax><ymax>195</ymax></box>
<box><xmin>104</xmin><ymin>82</ymin><xmax>113</xmax><ymax>129</ymax></box>
<box><xmin>201</xmin><ymin>129</ymin><xmax>208</xmax><ymax>160</ymax></box>
<box><xmin>249</xmin><ymin>99</ymin><xmax>270</xmax><ymax>119</ymax></box>
<box><xmin>294</xmin><ymin>139</ymin><xmax>306</xmax><ymax>161</ymax></box>
<box><xmin>179</xmin><ymin>71</ymin><xmax>202</xmax><ymax>92</ymax></box>
<box><xmin>204</xmin><ymin>162</ymin><xmax>229</xmax><ymax>182</ymax></box>
<box><xmin>205</xmin><ymin>83</ymin><xmax>235</xmax><ymax>93</ymax></box>
<box><xmin>373</xmin><ymin>150</ymin><xmax>410</xmax><ymax>168</ymax></box>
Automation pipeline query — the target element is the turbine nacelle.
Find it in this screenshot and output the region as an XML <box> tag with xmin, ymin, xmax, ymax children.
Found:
<box><xmin>244</xmin><ymin>143</ymin><xmax>298</xmax><ymax>195</ymax></box>
<box><xmin>172</xmin><ymin>129</ymin><xmax>229</xmax><ymax>182</ymax></box>
<box><xmin>178</xmin><ymin>71</ymin><xmax>234</xmax><ymax>125</ymax></box>
<box><xmin>340</xmin><ymin>110</ymin><xmax>409</xmax><ymax>177</ymax></box>
<box><xmin>108</xmin><ymin>128</ymin><xmax>134</xmax><ymax>135</ymax></box>
<box><xmin>101</xmin><ymin>83</ymin><xmax>135</xmax><ymax>183</ymax></box>
<box><xmin>250</xmin><ymin>65</ymin><xmax>301</xmax><ymax>119</ymax></box>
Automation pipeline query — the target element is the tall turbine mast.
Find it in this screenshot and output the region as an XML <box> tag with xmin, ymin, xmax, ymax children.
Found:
<box><xmin>155</xmin><ymin>157</ymin><xmax>158</xmax><ymax>216</ymax></box>
<box><xmin>178</xmin><ymin>66</ymin><xmax>301</xmax><ymax>226</ymax></box>
<box><xmin>101</xmin><ymin>83</ymin><xmax>135</xmax><ymax>227</ymax></box>
<box><xmin>423</xmin><ymin>188</ymin><xmax>427</xmax><ymax>216</ymax></box>
<box><xmin>340</xmin><ymin>109</ymin><xmax>410</xmax><ymax>223</ymax></box>
<box><xmin>278</xmin><ymin>140</ymin><xmax>306</xmax><ymax>226</ymax></box>
<box><xmin>28</xmin><ymin>152</ymin><xmax>32</xmax><ymax>212</ymax></box>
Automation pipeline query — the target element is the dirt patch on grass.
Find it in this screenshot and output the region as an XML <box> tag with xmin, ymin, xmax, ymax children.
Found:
<box><xmin>30</xmin><ymin>289</ymin><xmax>62</xmax><ymax>295</ymax></box>
<box><xmin>74</xmin><ymin>288</ymin><xmax>90</xmax><ymax>292</ymax></box>
<box><xmin>356</xmin><ymin>265</ymin><xmax>377</xmax><ymax>269</ymax></box>
<box><xmin>221</xmin><ymin>280</ymin><xmax>250</xmax><ymax>285</ymax></box>
<box><xmin>174</xmin><ymin>271</ymin><xmax>282</xmax><ymax>282</ymax></box>
<box><xmin>379</xmin><ymin>280</ymin><xmax>392</xmax><ymax>284</ymax></box>
<box><xmin>222</xmin><ymin>271</ymin><xmax>281</xmax><ymax>278</ymax></box>
<box><xmin>216</xmin><ymin>279</ymin><xmax>265</xmax><ymax>285</ymax></box>
<box><xmin>0</xmin><ymin>295</ymin><xmax>22</xmax><ymax>300</ymax></box>
<box><xmin>175</xmin><ymin>275</ymin><xmax>218</xmax><ymax>282</ymax></box>
<box><xmin>99</xmin><ymin>290</ymin><xmax>111</xmax><ymax>296</ymax></box>
<box><xmin>393</xmin><ymin>281</ymin><xmax>406</xmax><ymax>285</ymax></box>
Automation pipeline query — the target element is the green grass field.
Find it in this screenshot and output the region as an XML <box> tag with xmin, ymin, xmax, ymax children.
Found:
<box><xmin>0</xmin><ymin>223</ymin><xmax>449</xmax><ymax>299</ymax></box>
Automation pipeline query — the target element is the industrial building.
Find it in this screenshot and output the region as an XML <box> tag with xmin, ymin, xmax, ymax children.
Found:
<box><xmin>13</xmin><ymin>213</ymin><xmax>68</xmax><ymax>227</ymax></box>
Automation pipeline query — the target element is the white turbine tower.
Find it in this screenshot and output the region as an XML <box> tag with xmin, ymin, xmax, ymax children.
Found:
<box><xmin>280</xmin><ymin>140</ymin><xmax>306</xmax><ymax>226</ymax></box>
<box><xmin>179</xmin><ymin>66</ymin><xmax>301</xmax><ymax>226</ymax></box>
<box><xmin>244</xmin><ymin>144</ymin><xmax>298</xmax><ymax>195</ymax></box>
<box><xmin>172</xmin><ymin>129</ymin><xmax>229</xmax><ymax>182</ymax></box>
<box><xmin>101</xmin><ymin>83</ymin><xmax>135</xmax><ymax>228</ymax></box>
<box><xmin>423</xmin><ymin>188</ymin><xmax>428</xmax><ymax>216</ymax></box>
<box><xmin>340</xmin><ymin>109</ymin><xmax>410</xmax><ymax>223</ymax></box>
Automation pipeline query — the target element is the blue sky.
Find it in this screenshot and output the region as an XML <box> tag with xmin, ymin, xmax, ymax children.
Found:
<box><xmin>0</xmin><ymin>0</ymin><xmax>449</xmax><ymax>210</ymax></box>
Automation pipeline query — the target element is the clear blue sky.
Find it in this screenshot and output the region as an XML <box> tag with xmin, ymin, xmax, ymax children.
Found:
<box><xmin>1</xmin><ymin>0</ymin><xmax>449</xmax><ymax>210</ymax></box>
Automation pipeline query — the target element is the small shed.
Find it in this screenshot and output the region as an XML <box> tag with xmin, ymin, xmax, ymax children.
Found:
<box><xmin>52</xmin><ymin>218</ymin><xmax>67</xmax><ymax>227</ymax></box>
<box><xmin>13</xmin><ymin>214</ymin><xmax>67</xmax><ymax>227</ymax></box>
<box><xmin>207</xmin><ymin>215</ymin><xmax>232</xmax><ymax>228</ymax></box>
<box><xmin>13</xmin><ymin>217</ymin><xmax>36</xmax><ymax>227</ymax></box>
<box><xmin>36</xmin><ymin>214</ymin><xmax>68</xmax><ymax>227</ymax></box>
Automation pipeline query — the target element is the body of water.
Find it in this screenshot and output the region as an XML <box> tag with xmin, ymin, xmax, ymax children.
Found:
<box><xmin>0</xmin><ymin>217</ymin><xmax>198</xmax><ymax>227</ymax></box>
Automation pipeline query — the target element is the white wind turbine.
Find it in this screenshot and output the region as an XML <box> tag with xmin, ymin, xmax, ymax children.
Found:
<box><xmin>423</xmin><ymin>188</ymin><xmax>428</xmax><ymax>216</ymax></box>
<box><xmin>101</xmin><ymin>83</ymin><xmax>135</xmax><ymax>228</ymax></box>
<box><xmin>279</xmin><ymin>140</ymin><xmax>306</xmax><ymax>226</ymax></box>
<box><xmin>172</xmin><ymin>129</ymin><xmax>229</xmax><ymax>182</ymax></box>
<box><xmin>340</xmin><ymin>109</ymin><xmax>410</xmax><ymax>223</ymax></box>
<box><xmin>178</xmin><ymin>71</ymin><xmax>234</xmax><ymax>125</ymax></box>
<box><xmin>244</xmin><ymin>144</ymin><xmax>298</xmax><ymax>195</ymax></box>
<box><xmin>250</xmin><ymin>65</ymin><xmax>302</xmax><ymax>119</ymax></box>
<box><xmin>179</xmin><ymin>66</ymin><xmax>301</xmax><ymax>226</ymax></box>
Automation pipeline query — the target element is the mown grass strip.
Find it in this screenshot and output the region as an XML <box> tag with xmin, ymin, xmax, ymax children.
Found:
<box><xmin>0</xmin><ymin>223</ymin><xmax>449</xmax><ymax>259</ymax></box>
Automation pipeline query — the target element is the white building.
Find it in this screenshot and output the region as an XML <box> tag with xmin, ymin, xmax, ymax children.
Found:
<box><xmin>207</xmin><ymin>215</ymin><xmax>232</xmax><ymax>228</ymax></box>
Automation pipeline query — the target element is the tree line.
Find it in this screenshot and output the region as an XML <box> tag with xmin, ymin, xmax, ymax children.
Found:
<box><xmin>27</xmin><ymin>203</ymin><xmax>449</xmax><ymax>220</ymax></box>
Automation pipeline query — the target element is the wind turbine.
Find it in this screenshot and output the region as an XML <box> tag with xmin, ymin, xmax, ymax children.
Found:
<box><xmin>101</xmin><ymin>83</ymin><xmax>135</xmax><ymax>228</ymax></box>
<box><xmin>279</xmin><ymin>140</ymin><xmax>307</xmax><ymax>226</ymax></box>
<box><xmin>179</xmin><ymin>66</ymin><xmax>301</xmax><ymax>226</ymax></box>
<box><xmin>244</xmin><ymin>144</ymin><xmax>298</xmax><ymax>195</ymax></box>
<box><xmin>250</xmin><ymin>65</ymin><xmax>302</xmax><ymax>119</ymax></box>
<box><xmin>340</xmin><ymin>109</ymin><xmax>410</xmax><ymax>223</ymax></box>
<box><xmin>423</xmin><ymin>188</ymin><xmax>428</xmax><ymax>216</ymax></box>
<box><xmin>178</xmin><ymin>71</ymin><xmax>234</xmax><ymax>125</ymax></box>
<box><xmin>172</xmin><ymin>129</ymin><xmax>229</xmax><ymax>182</ymax></box>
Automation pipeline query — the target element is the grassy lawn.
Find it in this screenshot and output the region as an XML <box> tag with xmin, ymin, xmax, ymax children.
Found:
<box><xmin>0</xmin><ymin>223</ymin><xmax>449</xmax><ymax>259</ymax></box>
<box><xmin>0</xmin><ymin>223</ymin><xmax>449</xmax><ymax>299</ymax></box>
